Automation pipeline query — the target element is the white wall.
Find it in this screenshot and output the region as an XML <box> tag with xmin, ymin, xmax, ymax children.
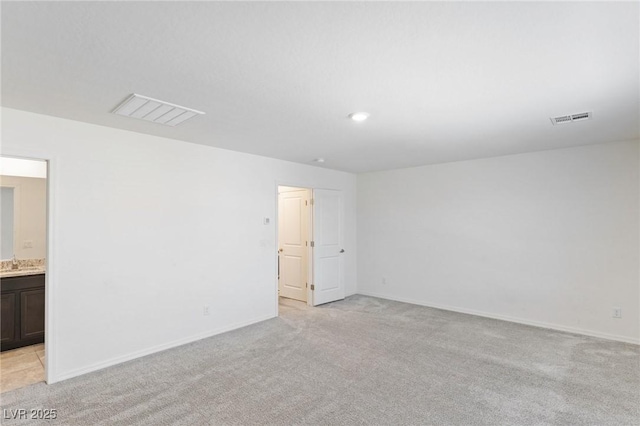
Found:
<box><xmin>1</xmin><ymin>107</ymin><xmax>357</xmax><ymax>382</ymax></box>
<box><xmin>0</xmin><ymin>175</ymin><xmax>48</xmax><ymax>259</ymax></box>
<box><xmin>358</xmin><ymin>140</ymin><xmax>639</xmax><ymax>344</ymax></box>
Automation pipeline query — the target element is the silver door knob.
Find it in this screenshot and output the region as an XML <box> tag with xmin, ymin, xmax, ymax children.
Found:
<box><xmin>340</xmin><ymin>249</ymin><xmax>345</xmax><ymax>253</ymax></box>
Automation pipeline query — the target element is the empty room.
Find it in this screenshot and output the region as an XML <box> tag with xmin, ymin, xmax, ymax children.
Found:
<box><xmin>0</xmin><ymin>1</ymin><xmax>638</xmax><ymax>425</ymax></box>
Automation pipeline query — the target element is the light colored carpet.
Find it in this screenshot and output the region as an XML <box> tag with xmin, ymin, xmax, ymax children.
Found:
<box><xmin>1</xmin><ymin>295</ymin><xmax>638</xmax><ymax>425</ymax></box>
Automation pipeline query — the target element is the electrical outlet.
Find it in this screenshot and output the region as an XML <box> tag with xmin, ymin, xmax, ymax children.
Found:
<box><xmin>612</xmin><ymin>307</ymin><xmax>622</xmax><ymax>319</ymax></box>
<box><xmin>23</xmin><ymin>240</ymin><xmax>33</xmax><ymax>249</ymax></box>
<box><xmin>203</xmin><ymin>305</ymin><xmax>210</xmax><ymax>316</ymax></box>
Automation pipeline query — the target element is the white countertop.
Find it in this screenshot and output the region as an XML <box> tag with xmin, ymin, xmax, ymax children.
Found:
<box><xmin>0</xmin><ymin>268</ymin><xmax>46</xmax><ymax>278</ymax></box>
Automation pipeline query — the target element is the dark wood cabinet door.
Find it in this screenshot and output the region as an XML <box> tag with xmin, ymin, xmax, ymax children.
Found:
<box><xmin>1</xmin><ymin>293</ymin><xmax>16</xmax><ymax>343</ymax></box>
<box><xmin>20</xmin><ymin>289</ymin><xmax>45</xmax><ymax>340</ymax></box>
<box><xmin>1</xmin><ymin>274</ymin><xmax>45</xmax><ymax>351</ymax></box>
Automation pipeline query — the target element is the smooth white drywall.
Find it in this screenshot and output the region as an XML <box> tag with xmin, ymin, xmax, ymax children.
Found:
<box><xmin>358</xmin><ymin>140</ymin><xmax>639</xmax><ymax>344</ymax></box>
<box><xmin>1</xmin><ymin>107</ymin><xmax>357</xmax><ymax>382</ymax></box>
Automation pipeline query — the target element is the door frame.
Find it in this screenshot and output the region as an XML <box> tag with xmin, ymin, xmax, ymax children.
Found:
<box><xmin>274</xmin><ymin>180</ymin><xmax>341</xmax><ymax>316</ymax></box>
<box><xmin>1</xmin><ymin>149</ymin><xmax>56</xmax><ymax>384</ymax></box>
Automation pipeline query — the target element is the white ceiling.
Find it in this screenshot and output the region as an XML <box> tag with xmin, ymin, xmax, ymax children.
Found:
<box><xmin>2</xmin><ymin>2</ymin><xmax>638</xmax><ymax>173</ymax></box>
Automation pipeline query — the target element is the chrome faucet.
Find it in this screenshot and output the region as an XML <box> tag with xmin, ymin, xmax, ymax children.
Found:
<box><xmin>11</xmin><ymin>255</ymin><xmax>19</xmax><ymax>270</ymax></box>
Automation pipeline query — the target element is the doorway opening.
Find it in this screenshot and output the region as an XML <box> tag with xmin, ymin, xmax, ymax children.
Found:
<box><xmin>276</xmin><ymin>184</ymin><xmax>346</xmax><ymax>314</ymax></box>
<box><xmin>277</xmin><ymin>186</ymin><xmax>312</xmax><ymax>308</ymax></box>
<box><xmin>0</xmin><ymin>156</ymin><xmax>48</xmax><ymax>393</ymax></box>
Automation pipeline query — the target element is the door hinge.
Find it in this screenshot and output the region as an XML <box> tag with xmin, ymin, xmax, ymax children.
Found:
<box><xmin>310</xmin><ymin>241</ymin><xmax>315</xmax><ymax>247</ymax></box>
<box><xmin>305</xmin><ymin>200</ymin><xmax>308</xmax><ymax>206</ymax></box>
<box><xmin>306</xmin><ymin>282</ymin><xmax>308</xmax><ymax>288</ymax></box>
<box><xmin>310</xmin><ymin>284</ymin><xmax>315</xmax><ymax>291</ymax></box>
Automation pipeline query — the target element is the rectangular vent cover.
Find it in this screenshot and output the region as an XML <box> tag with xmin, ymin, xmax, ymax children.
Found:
<box><xmin>550</xmin><ymin>112</ymin><xmax>592</xmax><ymax>126</ymax></box>
<box><xmin>112</xmin><ymin>94</ymin><xmax>205</xmax><ymax>127</ymax></box>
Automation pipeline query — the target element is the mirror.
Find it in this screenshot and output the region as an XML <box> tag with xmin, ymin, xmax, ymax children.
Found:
<box><xmin>1</xmin><ymin>186</ymin><xmax>15</xmax><ymax>260</ymax></box>
<box><xmin>0</xmin><ymin>157</ymin><xmax>48</xmax><ymax>262</ymax></box>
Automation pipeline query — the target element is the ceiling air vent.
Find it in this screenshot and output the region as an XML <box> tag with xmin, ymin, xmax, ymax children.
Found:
<box><xmin>550</xmin><ymin>112</ymin><xmax>592</xmax><ymax>126</ymax></box>
<box><xmin>112</xmin><ymin>94</ymin><xmax>205</xmax><ymax>127</ymax></box>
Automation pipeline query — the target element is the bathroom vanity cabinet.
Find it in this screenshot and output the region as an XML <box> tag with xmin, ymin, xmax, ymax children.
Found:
<box><xmin>1</xmin><ymin>274</ymin><xmax>45</xmax><ymax>351</ymax></box>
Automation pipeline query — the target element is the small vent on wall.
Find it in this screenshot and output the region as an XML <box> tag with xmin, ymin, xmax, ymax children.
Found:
<box><xmin>112</xmin><ymin>94</ymin><xmax>205</xmax><ymax>127</ymax></box>
<box><xmin>550</xmin><ymin>112</ymin><xmax>592</xmax><ymax>126</ymax></box>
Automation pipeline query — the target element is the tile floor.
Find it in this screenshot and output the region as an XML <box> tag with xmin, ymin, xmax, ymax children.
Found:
<box><xmin>0</xmin><ymin>344</ymin><xmax>45</xmax><ymax>393</ymax></box>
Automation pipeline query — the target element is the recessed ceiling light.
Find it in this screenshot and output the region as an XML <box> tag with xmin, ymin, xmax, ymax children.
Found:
<box><xmin>348</xmin><ymin>112</ymin><xmax>370</xmax><ymax>122</ymax></box>
<box><xmin>314</xmin><ymin>158</ymin><xmax>325</xmax><ymax>163</ymax></box>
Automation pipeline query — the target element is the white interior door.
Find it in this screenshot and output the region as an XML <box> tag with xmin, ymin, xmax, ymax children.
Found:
<box><xmin>278</xmin><ymin>189</ymin><xmax>310</xmax><ymax>302</ymax></box>
<box><xmin>312</xmin><ymin>189</ymin><xmax>345</xmax><ymax>306</ymax></box>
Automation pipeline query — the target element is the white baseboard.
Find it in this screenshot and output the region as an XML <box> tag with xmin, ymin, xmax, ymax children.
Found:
<box><xmin>51</xmin><ymin>314</ymin><xmax>276</xmax><ymax>384</ymax></box>
<box><xmin>356</xmin><ymin>291</ymin><xmax>639</xmax><ymax>345</ymax></box>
